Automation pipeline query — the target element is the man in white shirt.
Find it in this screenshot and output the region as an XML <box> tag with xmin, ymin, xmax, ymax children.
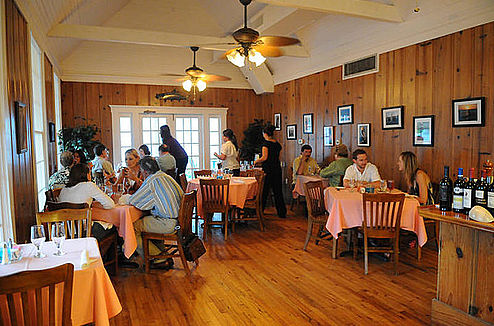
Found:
<box><xmin>343</xmin><ymin>149</ymin><xmax>381</xmax><ymax>188</ymax></box>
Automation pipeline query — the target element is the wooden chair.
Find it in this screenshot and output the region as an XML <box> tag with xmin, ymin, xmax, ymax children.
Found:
<box><xmin>303</xmin><ymin>181</ymin><xmax>333</xmax><ymax>251</ymax></box>
<box><xmin>0</xmin><ymin>263</ymin><xmax>74</xmax><ymax>326</ymax></box>
<box><xmin>199</xmin><ymin>178</ymin><xmax>230</xmax><ymax>240</ymax></box>
<box><xmin>179</xmin><ymin>173</ymin><xmax>188</xmax><ymax>192</ymax></box>
<box><xmin>194</xmin><ymin>169</ymin><xmax>212</xmax><ymax>178</ymax></box>
<box><xmin>142</xmin><ymin>190</ymin><xmax>197</xmax><ymax>275</ymax></box>
<box><xmin>165</xmin><ymin>168</ymin><xmax>178</xmax><ymax>180</ymax></box>
<box><xmin>353</xmin><ymin>193</ymin><xmax>405</xmax><ymax>275</ymax></box>
<box><xmin>232</xmin><ymin>172</ymin><xmax>266</xmax><ymax>232</ymax></box>
<box><xmin>239</xmin><ymin>169</ymin><xmax>256</xmax><ymax>177</ymax></box>
<box><xmin>289</xmin><ymin>166</ymin><xmax>301</xmax><ymax>211</ymax></box>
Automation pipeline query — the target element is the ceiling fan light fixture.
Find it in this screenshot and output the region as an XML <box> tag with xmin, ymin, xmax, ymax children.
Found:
<box><xmin>182</xmin><ymin>79</ymin><xmax>193</xmax><ymax>92</ymax></box>
<box><xmin>248</xmin><ymin>49</ymin><xmax>266</xmax><ymax>67</ymax></box>
<box><xmin>227</xmin><ymin>49</ymin><xmax>245</xmax><ymax>67</ymax></box>
<box><xmin>196</xmin><ymin>79</ymin><xmax>207</xmax><ymax>92</ymax></box>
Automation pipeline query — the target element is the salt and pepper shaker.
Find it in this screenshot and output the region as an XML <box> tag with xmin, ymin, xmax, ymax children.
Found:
<box><xmin>1</xmin><ymin>243</ymin><xmax>9</xmax><ymax>265</ymax></box>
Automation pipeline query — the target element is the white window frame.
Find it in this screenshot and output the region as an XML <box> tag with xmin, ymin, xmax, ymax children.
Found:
<box><xmin>110</xmin><ymin>105</ymin><xmax>228</xmax><ymax>170</ymax></box>
<box><xmin>54</xmin><ymin>72</ymin><xmax>62</xmax><ymax>166</ymax></box>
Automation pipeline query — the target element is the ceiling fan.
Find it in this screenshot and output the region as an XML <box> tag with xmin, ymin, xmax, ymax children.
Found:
<box><xmin>163</xmin><ymin>46</ymin><xmax>231</xmax><ymax>95</ymax></box>
<box><xmin>223</xmin><ymin>0</ymin><xmax>301</xmax><ymax>67</ymax></box>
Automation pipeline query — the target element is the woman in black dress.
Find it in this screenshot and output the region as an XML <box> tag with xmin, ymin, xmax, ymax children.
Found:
<box><xmin>254</xmin><ymin>125</ymin><xmax>287</xmax><ymax>218</ymax></box>
<box><xmin>160</xmin><ymin>125</ymin><xmax>188</xmax><ymax>176</ymax></box>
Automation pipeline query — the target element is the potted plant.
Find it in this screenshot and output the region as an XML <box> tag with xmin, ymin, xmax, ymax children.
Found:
<box><xmin>58</xmin><ymin>124</ymin><xmax>102</xmax><ymax>160</ymax></box>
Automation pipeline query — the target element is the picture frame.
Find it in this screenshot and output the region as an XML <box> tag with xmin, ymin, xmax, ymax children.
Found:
<box><xmin>413</xmin><ymin>115</ymin><xmax>434</xmax><ymax>147</ymax></box>
<box><xmin>452</xmin><ymin>97</ymin><xmax>485</xmax><ymax>127</ymax></box>
<box><xmin>274</xmin><ymin>113</ymin><xmax>281</xmax><ymax>131</ymax></box>
<box><xmin>14</xmin><ymin>101</ymin><xmax>28</xmax><ymax>154</ymax></box>
<box><xmin>381</xmin><ymin>106</ymin><xmax>404</xmax><ymax>129</ymax></box>
<box><xmin>48</xmin><ymin>122</ymin><xmax>56</xmax><ymax>143</ymax></box>
<box><xmin>302</xmin><ymin>113</ymin><xmax>313</xmax><ymax>134</ymax></box>
<box><xmin>337</xmin><ymin>104</ymin><xmax>354</xmax><ymax>125</ymax></box>
<box><xmin>323</xmin><ymin>126</ymin><xmax>334</xmax><ymax>146</ymax></box>
<box><xmin>357</xmin><ymin>123</ymin><xmax>370</xmax><ymax>147</ymax></box>
<box><xmin>286</xmin><ymin>124</ymin><xmax>297</xmax><ymax>140</ymax></box>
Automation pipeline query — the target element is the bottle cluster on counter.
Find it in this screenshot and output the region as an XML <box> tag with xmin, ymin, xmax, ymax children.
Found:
<box><xmin>439</xmin><ymin>160</ymin><xmax>494</xmax><ymax>215</ymax></box>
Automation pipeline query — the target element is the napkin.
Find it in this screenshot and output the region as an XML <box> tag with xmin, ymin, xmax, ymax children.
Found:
<box><xmin>80</xmin><ymin>249</ymin><xmax>90</xmax><ymax>268</ymax></box>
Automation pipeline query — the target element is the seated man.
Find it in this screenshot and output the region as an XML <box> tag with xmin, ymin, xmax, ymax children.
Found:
<box><xmin>91</xmin><ymin>144</ymin><xmax>116</xmax><ymax>184</ymax></box>
<box><xmin>157</xmin><ymin>144</ymin><xmax>177</xmax><ymax>173</ymax></box>
<box><xmin>343</xmin><ymin>149</ymin><xmax>381</xmax><ymax>188</ymax></box>
<box><xmin>292</xmin><ymin>144</ymin><xmax>320</xmax><ymax>184</ymax></box>
<box><xmin>126</xmin><ymin>156</ymin><xmax>183</xmax><ymax>268</ymax></box>
<box><xmin>320</xmin><ymin>144</ymin><xmax>353</xmax><ymax>187</ymax></box>
<box><xmin>48</xmin><ymin>151</ymin><xmax>74</xmax><ymax>189</ymax></box>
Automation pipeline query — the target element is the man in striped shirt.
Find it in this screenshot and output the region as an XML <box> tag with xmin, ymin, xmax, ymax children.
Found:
<box><xmin>128</xmin><ymin>156</ymin><xmax>183</xmax><ymax>261</ymax></box>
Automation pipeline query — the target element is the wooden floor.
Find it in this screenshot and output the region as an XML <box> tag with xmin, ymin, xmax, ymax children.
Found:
<box><xmin>109</xmin><ymin>208</ymin><xmax>438</xmax><ymax>325</ymax></box>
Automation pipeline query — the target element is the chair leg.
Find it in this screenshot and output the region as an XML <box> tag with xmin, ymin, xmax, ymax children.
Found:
<box><xmin>417</xmin><ymin>243</ymin><xmax>422</xmax><ymax>261</ymax></box>
<box><xmin>143</xmin><ymin>236</ymin><xmax>150</xmax><ymax>273</ymax></box>
<box><xmin>332</xmin><ymin>236</ymin><xmax>338</xmax><ymax>259</ymax></box>
<box><xmin>232</xmin><ymin>209</ymin><xmax>237</xmax><ymax>234</ymax></box>
<box><xmin>257</xmin><ymin>206</ymin><xmax>265</xmax><ymax>231</ymax></box>
<box><xmin>113</xmin><ymin>233</ymin><xmax>119</xmax><ymax>275</ymax></box>
<box><xmin>303</xmin><ymin>218</ymin><xmax>313</xmax><ymax>251</ymax></box>
<box><xmin>224</xmin><ymin>211</ymin><xmax>229</xmax><ymax>241</ymax></box>
<box><xmin>394</xmin><ymin>238</ymin><xmax>399</xmax><ymax>276</ymax></box>
<box><xmin>353</xmin><ymin>230</ymin><xmax>358</xmax><ymax>260</ymax></box>
<box><xmin>176</xmin><ymin>241</ymin><xmax>190</xmax><ymax>276</ymax></box>
<box><xmin>364</xmin><ymin>235</ymin><xmax>368</xmax><ymax>275</ymax></box>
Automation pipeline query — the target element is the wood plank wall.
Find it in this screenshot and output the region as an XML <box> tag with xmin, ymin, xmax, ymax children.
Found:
<box><xmin>259</xmin><ymin>22</ymin><xmax>494</xmax><ymax>189</ymax></box>
<box><xmin>5</xmin><ymin>0</ymin><xmax>36</xmax><ymax>242</ymax></box>
<box><xmin>61</xmin><ymin>83</ymin><xmax>269</xmax><ymax>155</ymax></box>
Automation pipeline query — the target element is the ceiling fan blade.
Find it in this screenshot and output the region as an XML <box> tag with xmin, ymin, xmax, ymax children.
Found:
<box><xmin>161</xmin><ymin>73</ymin><xmax>187</xmax><ymax>77</ymax></box>
<box><xmin>200</xmin><ymin>74</ymin><xmax>231</xmax><ymax>82</ymax></box>
<box><xmin>174</xmin><ymin>77</ymin><xmax>189</xmax><ymax>82</ymax></box>
<box><xmin>252</xmin><ymin>45</ymin><xmax>283</xmax><ymax>57</ymax></box>
<box><xmin>257</xmin><ymin>36</ymin><xmax>300</xmax><ymax>47</ymax></box>
<box><xmin>198</xmin><ymin>42</ymin><xmax>237</xmax><ymax>46</ymax></box>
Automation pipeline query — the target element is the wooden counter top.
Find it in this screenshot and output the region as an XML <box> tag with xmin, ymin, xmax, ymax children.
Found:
<box><xmin>418</xmin><ymin>205</ymin><xmax>494</xmax><ymax>234</ymax></box>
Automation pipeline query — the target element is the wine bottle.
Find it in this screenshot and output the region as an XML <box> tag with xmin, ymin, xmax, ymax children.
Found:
<box><xmin>452</xmin><ymin>168</ymin><xmax>465</xmax><ymax>213</ymax></box>
<box><xmin>487</xmin><ymin>176</ymin><xmax>494</xmax><ymax>215</ymax></box>
<box><xmin>474</xmin><ymin>170</ymin><xmax>488</xmax><ymax>208</ymax></box>
<box><xmin>439</xmin><ymin>166</ymin><xmax>453</xmax><ymax>211</ymax></box>
<box><xmin>463</xmin><ymin>168</ymin><xmax>475</xmax><ymax>214</ymax></box>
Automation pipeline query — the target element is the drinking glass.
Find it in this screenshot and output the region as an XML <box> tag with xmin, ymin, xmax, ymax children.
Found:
<box><xmin>349</xmin><ymin>178</ymin><xmax>356</xmax><ymax>191</ymax></box>
<box><xmin>117</xmin><ymin>184</ymin><xmax>124</xmax><ymax>195</ymax></box>
<box><xmin>250</xmin><ymin>161</ymin><xmax>254</xmax><ymax>168</ymax></box>
<box><xmin>51</xmin><ymin>222</ymin><xmax>65</xmax><ymax>256</ymax></box>
<box><xmin>387</xmin><ymin>180</ymin><xmax>395</xmax><ymax>190</ymax></box>
<box><xmin>105</xmin><ymin>184</ymin><xmax>113</xmax><ymax>196</ymax></box>
<box><xmin>30</xmin><ymin>225</ymin><xmax>46</xmax><ymax>258</ymax></box>
<box><xmin>380</xmin><ymin>180</ymin><xmax>387</xmax><ymax>192</ymax></box>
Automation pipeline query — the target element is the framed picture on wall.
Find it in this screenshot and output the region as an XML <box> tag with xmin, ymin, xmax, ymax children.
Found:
<box><xmin>452</xmin><ymin>97</ymin><xmax>485</xmax><ymax>127</ymax></box>
<box><xmin>303</xmin><ymin>113</ymin><xmax>313</xmax><ymax>134</ymax></box>
<box><xmin>274</xmin><ymin>113</ymin><xmax>281</xmax><ymax>131</ymax></box>
<box><xmin>15</xmin><ymin>101</ymin><xmax>28</xmax><ymax>154</ymax></box>
<box><xmin>323</xmin><ymin>126</ymin><xmax>334</xmax><ymax>146</ymax></box>
<box><xmin>337</xmin><ymin>104</ymin><xmax>354</xmax><ymax>125</ymax></box>
<box><xmin>48</xmin><ymin>122</ymin><xmax>56</xmax><ymax>143</ymax></box>
<box><xmin>286</xmin><ymin>124</ymin><xmax>297</xmax><ymax>140</ymax></box>
<box><xmin>413</xmin><ymin>115</ymin><xmax>434</xmax><ymax>146</ymax></box>
<box><xmin>381</xmin><ymin>106</ymin><xmax>404</xmax><ymax>129</ymax></box>
<box><xmin>357</xmin><ymin>123</ymin><xmax>370</xmax><ymax>147</ymax></box>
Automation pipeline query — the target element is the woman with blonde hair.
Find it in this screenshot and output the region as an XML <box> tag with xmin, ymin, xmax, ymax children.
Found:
<box><xmin>397</xmin><ymin>151</ymin><xmax>434</xmax><ymax>205</ymax></box>
<box><xmin>114</xmin><ymin>148</ymin><xmax>144</xmax><ymax>194</ymax></box>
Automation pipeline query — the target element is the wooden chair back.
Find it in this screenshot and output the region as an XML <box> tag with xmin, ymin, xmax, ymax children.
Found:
<box><xmin>0</xmin><ymin>263</ymin><xmax>74</xmax><ymax>326</ymax></box>
<box><xmin>362</xmin><ymin>193</ymin><xmax>405</xmax><ymax>235</ymax></box>
<box><xmin>253</xmin><ymin>172</ymin><xmax>266</xmax><ymax>205</ymax></box>
<box><xmin>179</xmin><ymin>173</ymin><xmax>188</xmax><ymax>192</ymax></box>
<box><xmin>178</xmin><ymin>190</ymin><xmax>197</xmax><ymax>237</ymax></box>
<box><xmin>199</xmin><ymin>178</ymin><xmax>230</xmax><ymax>213</ymax></box>
<box><xmin>165</xmin><ymin>168</ymin><xmax>178</xmax><ymax>180</ymax></box>
<box><xmin>37</xmin><ymin>203</ymin><xmax>91</xmax><ymax>239</ymax></box>
<box><xmin>304</xmin><ymin>181</ymin><xmax>327</xmax><ymax>218</ymax></box>
<box><xmin>194</xmin><ymin>169</ymin><xmax>212</xmax><ymax>178</ymax></box>
<box><xmin>240</xmin><ymin>170</ymin><xmax>256</xmax><ymax>177</ymax></box>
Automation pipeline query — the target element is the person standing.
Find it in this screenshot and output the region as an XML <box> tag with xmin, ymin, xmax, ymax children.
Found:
<box><xmin>254</xmin><ymin>125</ymin><xmax>287</xmax><ymax>218</ymax></box>
<box><xmin>214</xmin><ymin>129</ymin><xmax>240</xmax><ymax>176</ymax></box>
<box><xmin>319</xmin><ymin>144</ymin><xmax>353</xmax><ymax>187</ymax></box>
<box><xmin>160</xmin><ymin>125</ymin><xmax>188</xmax><ymax>176</ymax></box>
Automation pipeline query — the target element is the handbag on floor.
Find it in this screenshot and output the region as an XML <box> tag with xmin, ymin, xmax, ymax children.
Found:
<box><xmin>182</xmin><ymin>233</ymin><xmax>206</xmax><ymax>262</ymax></box>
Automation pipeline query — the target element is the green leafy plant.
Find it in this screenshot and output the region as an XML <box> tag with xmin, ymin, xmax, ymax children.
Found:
<box><xmin>58</xmin><ymin>125</ymin><xmax>101</xmax><ymax>160</ymax></box>
<box><xmin>239</xmin><ymin>119</ymin><xmax>268</xmax><ymax>161</ymax></box>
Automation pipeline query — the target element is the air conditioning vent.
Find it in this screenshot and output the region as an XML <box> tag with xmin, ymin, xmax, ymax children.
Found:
<box><xmin>343</xmin><ymin>54</ymin><xmax>378</xmax><ymax>80</ymax></box>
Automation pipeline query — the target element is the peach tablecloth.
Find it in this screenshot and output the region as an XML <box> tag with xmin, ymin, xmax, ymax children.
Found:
<box><xmin>0</xmin><ymin>238</ymin><xmax>121</xmax><ymax>326</ymax></box>
<box><xmin>324</xmin><ymin>187</ymin><xmax>428</xmax><ymax>247</ymax></box>
<box><xmin>292</xmin><ymin>175</ymin><xmax>330</xmax><ymax>198</ymax></box>
<box><xmin>92</xmin><ymin>205</ymin><xmax>145</xmax><ymax>258</ymax></box>
<box><xmin>187</xmin><ymin>177</ymin><xmax>258</xmax><ymax>217</ymax></box>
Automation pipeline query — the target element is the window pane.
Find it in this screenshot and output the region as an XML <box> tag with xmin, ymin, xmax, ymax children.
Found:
<box><xmin>184</xmin><ymin>132</ymin><xmax>191</xmax><ymax>144</ymax></box>
<box><xmin>121</xmin><ymin>132</ymin><xmax>132</xmax><ymax>147</ymax></box>
<box><xmin>120</xmin><ymin>117</ymin><xmax>131</xmax><ymax>132</ymax></box>
<box><xmin>36</xmin><ymin>162</ymin><xmax>46</xmax><ymax>191</ymax></box>
<box><xmin>34</xmin><ymin>133</ymin><xmax>44</xmax><ymax>163</ymax></box>
<box><xmin>143</xmin><ymin>131</ymin><xmax>151</xmax><ymax>144</ymax></box>
<box><xmin>184</xmin><ymin>144</ymin><xmax>192</xmax><ymax>155</ymax></box>
<box><xmin>184</xmin><ymin>118</ymin><xmax>191</xmax><ymax>130</ymax></box>
<box><xmin>191</xmin><ymin>118</ymin><xmax>198</xmax><ymax>130</ymax></box>
<box><xmin>192</xmin><ymin>131</ymin><xmax>199</xmax><ymax>143</ymax></box>
<box><xmin>142</xmin><ymin>118</ymin><xmax>150</xmax><ymax>131</ymax></box>
<box><xmin>192</xmin><ymin>157</ymin><xmax>200</xmax><ymax>169</ymax></box>
<box><xmin>159</xmin><ymin>118</ymin><xmax>167</xmax><ymax>127</ymax></box>
<box><xmin>153</xmin><ymin>132</ymin><xmax>160</xmax><ymax>144</ymax></box>
<box><xmin>151</xmin><ymin>145</ymin><xmax>159</xmax><ymax>157</ymax></box>
<box><xmin>121</xmin><ymin>147</ymin><xmax>129</xmax><ymax>163</ymax></box>
<box><xmin>210</xmin><ymin>132</ymin><xmax>219</xmax><ymax>145</ymax></box>
<box><xmin>151</xmin><ymin>117</ymin><xmax>159</xmax><ymax>130</ymax></box>
<box><xmin>209</xmin><ymin>118</ymin><xmax>219</xmax><ymax>131</ymax></box>
<box><xmin>176</xmin><ymin>118</ymin><xmax>183</xmax><ymax>130</ymax></box>
<box><xmin>176</xmin><ymin>131</ymin><xmax>184</xmax><ymax>143</ymax></box>
<box><xmin>192</xmin><ymin>144</ymin><xmax>199</xmax><ymax>156</ymax></box>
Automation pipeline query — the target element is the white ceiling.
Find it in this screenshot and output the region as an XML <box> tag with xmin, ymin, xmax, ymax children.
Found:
<box><xmin>15</xmin><ymin>0</ymin><xmax>494</xmax><ymax>91</ymax></box>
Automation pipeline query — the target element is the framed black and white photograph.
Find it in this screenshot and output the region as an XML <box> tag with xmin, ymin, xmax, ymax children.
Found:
<box><xmin>323</xmin><ymin>126</ymin><xmax>334</xmax><ymax>146</ymax></box>
<box><xmin>48</xmin><ymin>122</ymin><xmax>56</xmax><ymax>143</ymax></box>
<box><xmin>452</xmin><ymin>97</ymin><xmax>485</xmax><ymax>127</ymax></box>
<box><xmin>274</xmin><ymin>113</ymin><xmax>281</xmax><ymax>131</ymax></box>
<box><xmin>338</xmin><ymin>104</ymin><xmax>354</xmax><ymax>125</ymax></box>
<box><xmin>302</xmin><ymin>113</ymin><xmax>313</xmax><ymax>134</ymax></box>
<box><xmin>381</xmin><ymin>106</ymin><xmax>404</xmax><ymax>129</ymax></box>
<box><xmin>413</xmin><ymin>115</ymin><xmax>434</xmax><ymax>147</ymax></box>
<box><xmin>357</xmin><ymin>123</ymin><xmax>370</xmax><ymax>147</ymax></box>
<box><xmin>286</xmin><ymin>124</ymin><xmax>297</xmax><ymax>140</ymax></box>
<box><xmin>15</xmin><ymin>101</ymin><xmax>28</xmax><ymax>154</ymax></box>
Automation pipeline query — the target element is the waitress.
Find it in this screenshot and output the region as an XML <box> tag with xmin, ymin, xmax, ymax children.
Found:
<box><xmin>160</xmin><ymin>125</ymin><xmax>188</xmax><ymax>177</ymax></box>
<box><xmin>254</xmin><ymin>125</ymin><xmax>287</xmax><ymax>218</ymax></box>
<box><xmin>214</xmin><ymin>129</ymin><xmax>240</xmax><ymax>176</ymax></box>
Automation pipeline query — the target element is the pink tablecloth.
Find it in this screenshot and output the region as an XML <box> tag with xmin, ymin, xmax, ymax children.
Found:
<box><xmin>92</xmin><ymin>205</ymin><xmax>145</xmax><ymax>259</ymax></box>
<box><xmin>0</xmin><ymin>238</ymin><xmax>121</xmax><ymax>326</ymax></box>
<box><xmin>187</xmin><ymin>177</ymin><xmax>258</xmax><ymax>218</ymax></box>
<box><xmin>292</xmin><ymin>175</ymin><xmax>330</xmax><ymax>198</ymax></box>
<box><xmin>324</xmin><ymin>187</ymin><xmax>427</xmax><ymax>247</ymax></box>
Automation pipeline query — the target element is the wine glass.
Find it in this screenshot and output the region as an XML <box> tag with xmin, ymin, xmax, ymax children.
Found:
<box><xmin>51</xmin><ymin>222</ymin><xmax>65</xmax><ymax>256</ymax></box>
<box><xmin>349</xmin><ymin>178</ymin><xmax>356</xmax><ymax>191</ymax></box>
<box><xmin>380</xmin><ymin>180</ymin><xmax>387</xmax><ymax>192</ymax></box>
<box><xmin>30</xmin><ymin>225</ymin><xmax>46</xmax><ymax>258</ymax></box>
<box><xmin>117</xmin><ymin>183</ymin><xmax>124</xmax><ymax>195</ymax></box>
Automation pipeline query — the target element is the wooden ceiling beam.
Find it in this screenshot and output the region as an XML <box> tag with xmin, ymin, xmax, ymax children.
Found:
<box><xmin>255</xmin><ymin>0</ymin><xmax>403</xmax><ymax>23</ymax></box>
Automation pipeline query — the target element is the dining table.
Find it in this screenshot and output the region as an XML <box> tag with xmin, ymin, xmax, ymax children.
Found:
<box><xmin>0</xmin><ymin>237</ymin><xmax>122</xmax><ymax>326</ymax></box>
<box><xmin>186</xmin><ymin>177</ymin><xmax>258</xmax><ymax>218</ymax></box>
<box><xmin>324</xmin><ymin>187</ymin><xmax>428</xmax><ymax>254</ymax></box>
<box><xmin>292</xmin><ymin>175</ymin><xmax>330</xmax><ymax>198</ymax></box>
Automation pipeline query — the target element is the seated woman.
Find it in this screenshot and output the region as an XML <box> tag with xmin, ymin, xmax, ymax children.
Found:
<box><xmin>397</xmin><ymin>151</ymin><xmax>434</xmax><ymax>205</ymax></box>
<box><xmin>138</xmin><ymin>144</ymin><xmax>151</xmax><ymax>158</ymax></box>
<box><xmin>114</xmin><ymin>148</ymin><xmax>144</xmax><ymax>194</ymax></box>
<box><xmin>73</xmin><ymin>149</ymin><xmax>87</xmax><ymax>165</ymax></box>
